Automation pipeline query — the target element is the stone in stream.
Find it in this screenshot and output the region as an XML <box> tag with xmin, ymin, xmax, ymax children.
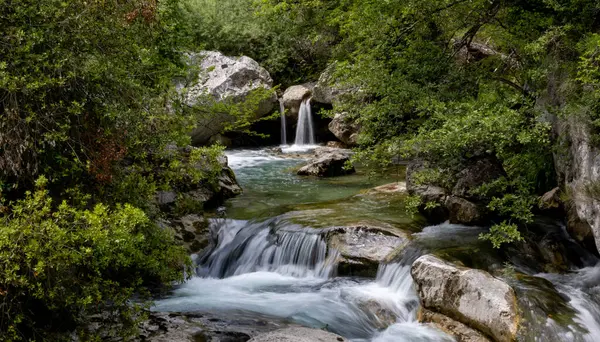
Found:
<box><xmin>297</xmin><ymin>149</ymin><xmax>355</xmax><ymax>177</ymax></box>
<box><xmin>327</xmin><ymin>226</ymin><xmax>408</xmax><ymax>277</ymax></box>
<box><xmin>248</xmin><ymin>327</ymin><xmax>347</xmax><ymax>342</ymax></box>
<box><xmin>411</xmin><ymin>255</ymin><xmax>519</xmax><ymax>342</ymax></box>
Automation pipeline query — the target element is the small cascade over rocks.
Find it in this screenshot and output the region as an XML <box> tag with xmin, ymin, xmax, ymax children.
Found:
<box><xmin>279</xmin><ymin>100</ymin><xmax>287</xmax><ymax>146</ymax></box>
<box><xmin>154</xmin><ymin>217</ymin><xmax>452</xmax><ymax>341</ymax></box>
<box><xmin>197</xmin><ymin>218</ymin><xmax>338</xmax><ymax>279</ymax></box>
<box><xmin>294</xmin><ymin>98</ymin><xmax>316</xmax><ymax>145</ymax></box>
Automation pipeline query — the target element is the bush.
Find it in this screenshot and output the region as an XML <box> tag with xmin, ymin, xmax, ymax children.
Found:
<box><xmin>0</xmin><ymin>177</ymin><xmax>190</xmax><ymax>341</ymax></box>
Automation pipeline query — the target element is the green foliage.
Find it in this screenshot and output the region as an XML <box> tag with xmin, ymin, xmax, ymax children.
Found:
<box><xmin>480</xmin><ymin>221</ymin><xmax>525</xmax><ymax>249</ymax></box>
<box><xmin>0</xmin><ymin>177</ymin><xmax>190</xmax><ymax>341</ymax></box>
<box><xmin>404</xmin><ymin>195</ymin><xmax>422</xmax><ymax>218</ymax></box>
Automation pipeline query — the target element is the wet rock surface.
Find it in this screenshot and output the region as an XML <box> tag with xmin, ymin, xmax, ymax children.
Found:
<box><xmin>248</xmin><ymin>327</ymin><xmax>347</xmax><ymax>342</ymax></box>
<box><xmin>419</xmin><ymin>309</ymin><xmax>491</xmax><ymax>342</ymax></box>
<box><xmin>327</xmin><ymin>226</ymin><xmax>408</xmax><ymax>277</ymax></box>
<box><xmin>140</xmin><ymin>312</ymin><xmax>291</xmax><ymax>342</ymax></box>
<box><xmin>297</xmin><ymin>151</ymin><xmax>355</xmax><ymax>177</ymax></box>
<box><xmin>411</xmin><ymin>255</ymin><xmax>519</xmax><ymax>342</ymax></box>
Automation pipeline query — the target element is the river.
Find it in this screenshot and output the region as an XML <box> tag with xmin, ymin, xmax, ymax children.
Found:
<box><xmin>154</xmin><ymin>148</ymin><xmax>600</xmax><ymax>342</ymax></box>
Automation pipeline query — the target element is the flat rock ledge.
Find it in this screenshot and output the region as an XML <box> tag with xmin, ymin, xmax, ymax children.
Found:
<box><xmin>249</xmin><ymin>327</ymin><xmax>347</xmax><ymax>342</ymax></box>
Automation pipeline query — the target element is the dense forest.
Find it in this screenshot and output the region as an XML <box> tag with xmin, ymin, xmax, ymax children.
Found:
<box><xmin>1</xmin><ymin>0</ymin><xmax>599</xmax><ymax>340</ymax></box>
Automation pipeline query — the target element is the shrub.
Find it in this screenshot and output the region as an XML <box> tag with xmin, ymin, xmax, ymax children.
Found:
<box><xmin>0</xmin><ymin>177</ymin><xmax>191</xmax><ymax>341</ymax></box>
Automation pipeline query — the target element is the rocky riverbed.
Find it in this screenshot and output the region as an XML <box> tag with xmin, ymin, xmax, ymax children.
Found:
<box><xmin>148</xmin><ymin>147</ymin><xmax>600</xmax><ymax>342</ymax></box>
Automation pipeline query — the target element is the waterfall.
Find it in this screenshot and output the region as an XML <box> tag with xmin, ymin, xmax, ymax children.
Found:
<box><xmin>197</xmin><ymin>218</ymin><xmax>338</xmax><ymax>279</ymax></box>
<box><xmin>294</xmin><ymin>98</ymin><xmax>316</xmax><ymax>145</ymax></box>
<box><xmin>279</xmin><ymin>100</ymin><xmax>287</xmax><ymax>146</ymax></box>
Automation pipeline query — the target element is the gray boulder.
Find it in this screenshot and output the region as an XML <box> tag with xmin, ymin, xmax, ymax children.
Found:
<box><xmin>297</xmin><ymin>151</ymin><xmax>355</xmax><ymax>177</ymax></box>
<box><xmin>182</xmin><ymin>51</ymin><xmax>277</xmax><ymax>145</ymax></box>
<box><xmin>452</xmin><ymin>158</ymin><xmax>506</xmax><ymax>200</ymax></box>
<box><xmin>248</xmin><ymin>327</ymin><xmax>347</xmax><ymax>342</ymax></box>
<box><xmin>282</xmin><ymin>84</ymin><xmax>314</xmax><ymax>117</ymax></box>
<box><xmin>411</xmin><ymin>255</ymin><xmax>519</xmax><ymax>342</ymax></box>
<box><xmin>328</xmin><ymin>112</ymin><xmax>360</xmax><ymax>146</ymax></box>
<box><xmin>312</xmin><ymin>63</ymin><xmax>341</xmax><ymax>105</ymax></box>
<box><xmin>445</xmin><ymin>196</ymin><xmax>483</xmax><ymax>225</ymax></box>
<box><xmin>327</xmin><ymin>226</ymin><xmax>408</xmax><ymax>277</ymax></box>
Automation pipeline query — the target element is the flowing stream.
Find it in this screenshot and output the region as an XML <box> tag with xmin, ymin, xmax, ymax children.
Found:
<box><xmin>155</xmin><ymin>148</ymin><xmax>600</xmax><ymax>341</ymax></box>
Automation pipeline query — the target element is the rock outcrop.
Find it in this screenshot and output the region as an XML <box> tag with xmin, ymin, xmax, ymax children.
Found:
<box><xmin>282</xmin><ymin>84</ymin><xmax>314</xmax><ymax>117</ymax></box>
<box><xmin>182</xmin><ymin>51</ymin><xmax>277</xmax><ymax>145</ymax></box>
<box><xmin>297</xmin><ymin>150</ymin><xmax>355</xmax><ymax>177</ymax></box>
<box><xmin>553</xmin><ymin>114</ymin><xmax>600</xmax><ymax>254</ymax></box>
<box><xmin>411</xmin><ymin>255</ymin><xmax>519</xmax><ymax>342</ymax></box>
<box><xmin>155</xmin><ymin>149</ymin><xmax>242</xmax><ymax>254</ymax></box>
<box><xmin>312</xmin><ymin>63</ymin><xmax>343</xmax><ymax>105</ymax></box>
<box><xmin>406</xmin><ymin>158</ymin><xmax>506</xmax><ymax>225</ymax></box>
<box><xmin>328</xmin><ymin>112</ymin><xmax>360</xmax><ymax>147</ymax></box>
<box><xmin>326</xmin><ymin>226</ymin><xmax>408</xmax><ymax>277</ymax></box>
<box><xmin>248</xmin><ymin>327</ymin><xmax>347</xmax><ymax>342</ymax></box>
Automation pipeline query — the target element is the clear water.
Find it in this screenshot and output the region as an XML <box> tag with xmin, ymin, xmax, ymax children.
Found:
<box><xmin>155</xmin><ymin>148</ymin><xmax>600</xmax><ymax>341</ymax></box>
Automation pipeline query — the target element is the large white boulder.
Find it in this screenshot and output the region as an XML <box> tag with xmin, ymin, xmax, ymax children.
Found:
<box><xmin>182</xmin><ymin>51</ymin><xmax>277</xmax><ymax>145</ymax></box>
<box><xmin>411</xmin><ymin>255</ymin><xmax>519</xmax><ymax>342</ymax></box>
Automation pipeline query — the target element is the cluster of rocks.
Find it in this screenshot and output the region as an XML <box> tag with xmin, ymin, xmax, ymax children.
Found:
<box><xmin>154</xmin><ymin>150</ymin><xmax>242</xmax><ymax>255</ymax></box>
<box><xmin>406</xmin><ymin>157</ymin><xmax>506</xmax><ymax>225</ymax></box>
<box><xmin>138</xmin><ymin>312</ymin><xmax>347</xmax><ymax>342</ymax></box>
<box><xmin>182</xmin><ymin>51</ymin><xmax>360</xmax><ymax>149</ymax></box>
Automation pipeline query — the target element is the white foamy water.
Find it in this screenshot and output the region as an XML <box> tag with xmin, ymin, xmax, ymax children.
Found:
<box><xmin>154</xmin><ymin>218</ymin><xmax>451</xmax><ymax>341</ymax></box>
<box><xmin>281</xmin><ymin>144</ymin><xmax>321</xmax><ymax>153</ymax></box>
<box><xmin>225</xmin><ymin>149</ymin><xmax>288</xmax><ymax>169</ymax></box>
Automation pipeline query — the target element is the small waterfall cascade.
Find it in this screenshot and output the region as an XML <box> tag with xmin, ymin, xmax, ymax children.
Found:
<box><xmin>197</xmin><ymin>218</ymin><xmax>339</xmax><ymax>279</ymax></box>
<box><xmin>279</xmin><ymin>100</ymin><xmax>287</xmax><ymax>145</ymax></box>
<box><xmin>294</xmin><ymin>98</ymin><xmax>316</xmax><ymax>145</ymax></box>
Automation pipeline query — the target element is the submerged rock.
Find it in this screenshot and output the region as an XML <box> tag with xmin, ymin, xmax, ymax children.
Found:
<box><xmin>328</xmin><ymin>113</ymin><xmax>360</xmax><ymax>147</ymax></box>
<box><xmin>297</xmin><ymin>151</ymin><xmax>355</xmax><ymax>177</ymax></box>
<box><xmin>182</xmin><ymin>51</ymin><xmax>277</xmax><ymax>145</ymax></box>
<box><xmin>248</xmin><ymin>327</ymin><xmax>347</xmax><ymax>342</ymax></box>
<box><xmin>327</xmin><ymin>226</ymin><xmax>408</xmax><ymax>277</ymax></box>
<box><xmin>356</xmin><ymin>299</ymin><xmax>398</xmax><ymax>329</ymax></box>
<box><xmin>419</xmin><ymin>309</ymin><xmax>491</xmax><ymax>342</ymax></box>
<box><xmin>367</xmin><ymin>182</ymin><xmax>407</xmax><ymax>194</ymax></box>
<box><xmin>411</xmin><ymin>255</ymin><xmax>519</xmax><ymax>342</ymax></box>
